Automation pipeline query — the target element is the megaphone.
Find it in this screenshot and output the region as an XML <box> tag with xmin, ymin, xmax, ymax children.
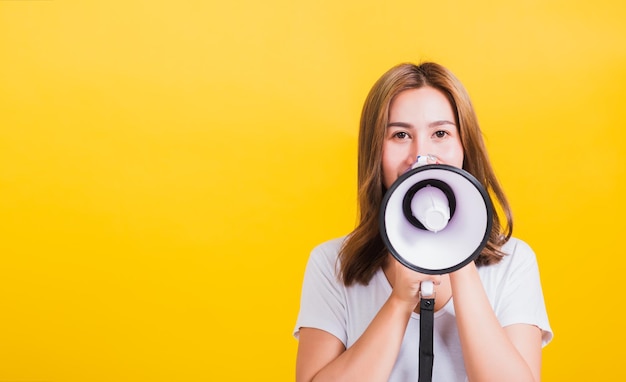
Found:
<box><xmin>379</xmin><ymin>156</ymin><xmax>494</xmax><ymax>382</ymax></box>
<box><xmin>380</xmin><ymin>158</ymin><xmax>493</xmax><ymax>275</ymax></box>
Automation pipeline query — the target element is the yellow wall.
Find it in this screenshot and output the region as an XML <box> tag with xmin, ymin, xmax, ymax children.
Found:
<box><xmin>1</xmin><ymin>1</ymin><xmax>624</xmax><ymax>380</ymax></box>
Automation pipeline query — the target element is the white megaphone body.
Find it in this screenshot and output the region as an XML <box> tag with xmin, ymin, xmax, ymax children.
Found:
<box><xmin>380</xmin><ymin>155</ymin><xmax>493</xmax><ymax>275</ymax></box>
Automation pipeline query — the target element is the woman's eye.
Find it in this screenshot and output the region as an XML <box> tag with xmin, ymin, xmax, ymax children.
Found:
<box><xmin>394</xmin><ymin>131</ymin><xmax>409</xmax><ymax>139</ymax></box>
<box><xmin>434</xmin><ymin>130</ymin><xmax>448</xmax><ymax>139</ymax></box>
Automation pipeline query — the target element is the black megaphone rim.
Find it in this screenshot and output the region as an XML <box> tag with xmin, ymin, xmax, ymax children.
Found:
<box><xmin>379</xmin><ymin>164</ymin><xmax>494</xmax><ymax>275</ymax></box>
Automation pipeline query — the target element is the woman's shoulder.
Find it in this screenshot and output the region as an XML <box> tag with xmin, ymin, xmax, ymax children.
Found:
<box><xmin>500</xmin><ymin>237</ymin><xmax>537</xmax><ymax>263</ymax></box>
<box><xmin>480</xmin><ymin>236</ymin><xmax>540</xmax><ymax>276</ymax></box>
<box><xmin>306</xmin><ymin>236</ymin><xmax>348</xmax><ymax>272</ymax></box>
<box><xmin>311</xmin><ymin>236</ymin><xmax>347</xmax><ymax>256</ymax></box>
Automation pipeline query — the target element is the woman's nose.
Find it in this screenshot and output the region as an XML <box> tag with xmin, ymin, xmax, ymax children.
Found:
<box><xmin>415</xmin><ymin>140</ymin><xmax>436</xmax><ymax>159</ymax></box>
<box><xmin>409</xmin><ymin>141</ymin><xmax>426</xmax><ymax>162</ymax></box>
<box><xmin>416</xmin><ymin>140</ymin><xmax>443</xmax><ymax>163</ymax></box>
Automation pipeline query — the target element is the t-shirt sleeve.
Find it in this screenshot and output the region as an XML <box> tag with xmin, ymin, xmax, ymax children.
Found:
<box><xmin>494</xmin><ymin>239</ymin><xmax>554</xmax><ymax>346</ymax></box>
<box><xmin>293</xmin><ymin>241</ymin><xmax>348</xmax><ymax>346</ymax></box>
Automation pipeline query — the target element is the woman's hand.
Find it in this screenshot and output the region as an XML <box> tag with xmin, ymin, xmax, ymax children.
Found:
<box><xmin>385</xmin><ymin>256</ymin><xmax>442</xmax><ymax>312</ymax></box>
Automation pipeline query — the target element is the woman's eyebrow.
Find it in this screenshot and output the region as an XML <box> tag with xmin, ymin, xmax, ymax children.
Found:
<box><xmin>387</xmin><ymin>120</ymin><xmax>456</xmax><ymax>128</ymax></box>
<box><xmin>429</xmin><ymin>120</ymin><xmax>456</xmax><ymax>127</ymax></box>
<box><xmin>387</xmin><ymin>122</ymin><xmax>413</xmax><ymax>128</ymax></box>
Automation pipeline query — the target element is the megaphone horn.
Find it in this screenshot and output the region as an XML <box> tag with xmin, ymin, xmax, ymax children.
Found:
<box><xmin>380</xmin><ymin>163</ymin><xmax>493</xmax><ymax>275</ymax></box>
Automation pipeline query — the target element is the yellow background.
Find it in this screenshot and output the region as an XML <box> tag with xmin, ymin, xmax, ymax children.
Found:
<box><xmin>1</xmin><ymin>1</ymin><xmax>624</xmax><ymax>380</ymax></box>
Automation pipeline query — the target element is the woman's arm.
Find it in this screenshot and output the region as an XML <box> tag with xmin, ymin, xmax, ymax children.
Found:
<box><xmin>296</xmin><ymin>258</ymin><xmax>439</xmax><ymax>382</ymax></box>
<box><xmin>296</xmin><ymin>296</ymin><xmax>411</xmax><ymax>382</ymax></box>
<box><xmin>450</xmin><ymin>262</ymin><xmax>543</xmax><ymax>382</ymax></box>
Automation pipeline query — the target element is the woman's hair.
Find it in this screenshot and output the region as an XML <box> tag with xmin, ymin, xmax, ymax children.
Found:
<box><xmin>338</xmin><ymin>62</ymin><xmax>513</xmax><ymax>286</ymax></box>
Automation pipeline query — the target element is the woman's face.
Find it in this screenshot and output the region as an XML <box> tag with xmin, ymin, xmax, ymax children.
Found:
<box><xmin>382</xmin><ymin>86</ymin><xmax>464</xmax><ymax>189</ymax></box>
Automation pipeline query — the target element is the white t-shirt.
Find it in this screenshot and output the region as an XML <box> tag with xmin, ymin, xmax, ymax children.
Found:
<box><xmin>294</xmin><ymin>236</ymin><xmax>553</xmax><ymax>382</ymax></box>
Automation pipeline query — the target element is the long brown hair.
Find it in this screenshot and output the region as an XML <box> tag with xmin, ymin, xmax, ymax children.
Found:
<box><xmin>339</xmin><ymin>62</ymin><xmax>513</xmax><ymax>286</ymax></box>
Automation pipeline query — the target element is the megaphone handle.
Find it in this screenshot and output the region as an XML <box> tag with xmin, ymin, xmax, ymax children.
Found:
<box><xmin>420</xmin><ymin>280</ymin><xmax>434</xmax><ymax>298</ymax></box>
<box><xmin>418</xmin><ymin>281</ymin><xmax>435</xmax><ymax>382</ymax></box>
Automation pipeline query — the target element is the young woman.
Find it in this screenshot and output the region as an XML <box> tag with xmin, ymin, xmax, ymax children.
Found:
<box><xmin>294</xmin><ymin>62</ymin><xmax>553</xmax><ymax>382</ymax></box>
